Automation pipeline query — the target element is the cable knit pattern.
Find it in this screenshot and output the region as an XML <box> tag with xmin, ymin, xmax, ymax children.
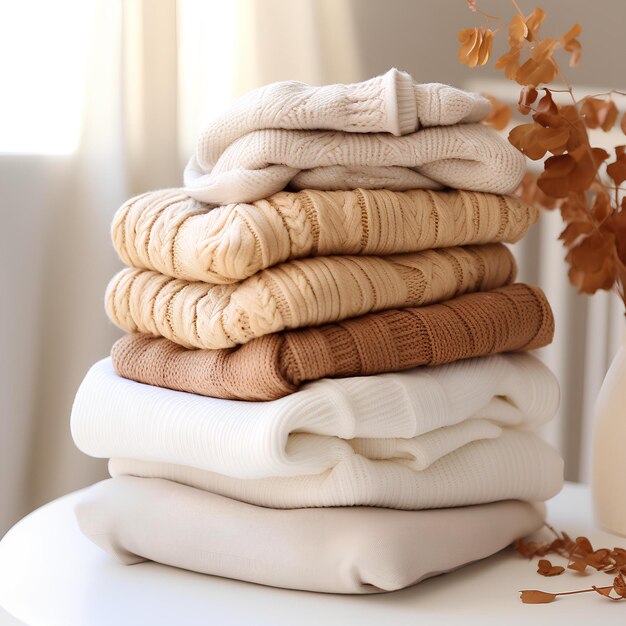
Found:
<box><xmin>108</xmin><ymin>428</ymin><xmax>564</xmax><ymax>509</ymax></box>
<box><xmin>112</xmin><ymin>188</ymin><xmax>537</xmax><ymax>283</ymax></box>
<box><xmin>194</xmin><ymin>69</ymin><xmax>491</xmax><ymax>165</ymax></box>
<box><xmin>184</xmin><ymin>123</ymin><xmax>526</xmax><ymax>203</ymax></box>
<box><xmin>76</xmin><ymin>477</ymin><xmax>545</xmax><ymax>593</ymax></box>
<box><xmin>71</xmin><ymin>354</ymin><xmax>560</xmax><ymax>481</ymax></box>
<box><xmin>111</xmin><ymin>284</ymin><xmax>554</xmax><ymax>401</ymax></box>
<box><xmin>105</xmin><ymin>243</ymin><xmax>516</xmax><ymax>350</ymax></box>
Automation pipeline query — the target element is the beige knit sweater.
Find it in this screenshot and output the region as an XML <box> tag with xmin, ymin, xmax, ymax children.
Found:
<box><xmin>111</xmin><ymin>283</ymin><xmax>554</xmax><ymax>401</ymax></box>
<box><xmin>184</xmin><ymin>124</ymin><xmax>526</xmax><ymax>204</ymax></box>
<box><xmin>183</xmin><ymin>69</ymin><xmax>524</xmax><ymax>203</ymax></box>
<box><xmin>113</xmin><ymin>188</ymin><xmax>537</xmax><ymax>284</ymax></box>
<box><xmin>195</xmin><ymin>69</ymin><xmax>491</xmax><ymax>162</ymax></box>
<box><xmin>106</xmin><ymin>244</ymin><xmax>516</xmax><ymax>349</ymax></box>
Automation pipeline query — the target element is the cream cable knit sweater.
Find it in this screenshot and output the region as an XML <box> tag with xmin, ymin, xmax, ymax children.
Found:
<box><xmin>183</xmin><ymin>68</ymin><xmax>520</xmax><ymax>203</ymax></box>
<box><xmin>105</xmin><ymin>244</ymin><xmax>515</xmax><ymax>349</ymax></box>
<box><xmin>113</xmin><ymin>188</ymin><xmax>537</xmax><ymax>284</ymax></box>
<box><xmin>71</xmin><ymin>354</ymin><xmax>559</xmax><ymax>481</ymax></box>
<box><xmin>184</xmin><ymin>123</ymin><xmax>526</xmax><ymax>204</ymax></box>
<box><xmin>195</xmin><ymin>69</ymin><xmax>491</xmax><ymax>163</ymax></box>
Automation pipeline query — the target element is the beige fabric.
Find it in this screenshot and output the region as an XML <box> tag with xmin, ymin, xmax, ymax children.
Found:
<box><xmin>184</xmin><ymin>123</ymin><xmax>525</xmax><ymax>204</ymax></box>
<box><xmin>111</xmin><ymin>284</ymin><xmax>554</xmax><ymax>401</ymax></box>
<box><xmin>75</xmin><ymin>476</ymin><xmax>546</xmax><ymax>594</ymax></box>
<box><xmin>113</xmin><ymin>187</ymin><xmax>537</xmax><ymax>283</ymax></box>
<box><xmin>193</xmin><ymin>69</ymin><xmax>491</xmax><ymax>163</ymax></box>
<box><xmin>183</xmin><ymin>69</ymin><xmax>525</xmax><ymax>203</ymax></box>
<box><xmin>105</xmin><ymin>243</ymin><xmax>515</xmax><ymax>349</ymax></box>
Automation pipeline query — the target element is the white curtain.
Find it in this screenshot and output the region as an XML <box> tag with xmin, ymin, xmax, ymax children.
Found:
<box><xmin>1</xmin><ymin>0</ymin><xmax>180</xmax><ymax>536</ymax></box>
<box><xmin>2</xmin><ymin>0</ymin><xmax>619</xmax><ymax>537</ymax></box>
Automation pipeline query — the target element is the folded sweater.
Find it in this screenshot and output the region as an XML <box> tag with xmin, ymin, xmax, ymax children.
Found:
<box><xmin>183</xmin><ymin>69</ymin><xmax>525</xmax><ymax>202</ymax></box>
<box><xmin>105</xmin><ymin>243</ymin><xmax>515</xmax><ymax>350</ymax></box>
<box><xmin>113</xmin><ymin>188</ymin><xmax>537</xmax><ymax>284</ymax></box>
<box><xmin>111</xmin><ymin>284</ymin><xmax>554</xmax><ymax>401</ymax></box>
<box><xmin>76</xmin><ymin>477</ymin><xmax>546</xmax><ymax>594</ymax></box>
<box><xmin>184</xmin><ymin>124</ymin><xmax>526</xmax><ymax>204</ymax></box>
<box><xmin>109</xmin><ymin>428</ymin><xmax>564</xmax><ymax>509</ymax></box>
<box><xmin>71</xmin><ymin>354</ymin><xmax>559</xmax><ymax>481</ymax></box>
<box><xmin>193</xmin><ymin>69</ymin><xmax>491</xmax><ymax>164</ymax></box>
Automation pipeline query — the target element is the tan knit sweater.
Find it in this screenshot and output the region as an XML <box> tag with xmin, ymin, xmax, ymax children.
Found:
<box><xmin>112</xmin><ymin>283</ymin><xmax>554</xmax><ymax>401</ymax></box>
<box><xmin>105</xmin><ymin>244</ymin><xmax>516</xmax><ymax>350</ymax></box>
<box><xmin>113</xmin><ymin>188</ymin><xmax>537</xmax><ymax>284</ymax></box>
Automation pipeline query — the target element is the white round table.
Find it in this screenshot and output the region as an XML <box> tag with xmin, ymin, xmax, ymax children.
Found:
<box><xmin>0</xmin><ymin>482</ymin><xmax>623</xmax><ymax>626</ymax></box>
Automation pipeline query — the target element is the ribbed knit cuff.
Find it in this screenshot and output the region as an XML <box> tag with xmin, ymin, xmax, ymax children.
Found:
<box><xmin>384</xmin><ymin>68</ymin><xmax>418</xmax><ymax>136</ymax></box>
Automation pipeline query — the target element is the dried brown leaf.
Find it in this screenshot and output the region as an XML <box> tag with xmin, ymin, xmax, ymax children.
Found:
<box><xmin>525</xmin><ymin>7</ymin><xmax>546</xmax><ymax>41</ymax></box>
<box><xmin>581</xmin><ymin>98</ymin><xmax>618</xmax><ymax>131</ymax></box>
<box><xmin>568</xmin><ymin>559</ymin><xmax>589</xmax><ymax>574</ymax></box>
<box><xmin>538</xmin><ymin>559</ymin><xmax>565</xmax><ymax>576</ymax></box>
<box><xmin>458</xmin><ymin>27</ymin><xmax>494</xmax><ymax>68</ymax></box>
<box><xmin>509</xmin><ymin>122</ymin><xmax>569</xmax><ymax>160</ymax></box>
<box><xmin>495</xmin><ymin>48</ymin><xmax>521</xmax><ymax>80</ymax></box>
<box><xmin>607</xmin><ymin>145</ymin><xmax>626</xmax><ymax>187</ymax></box>
<box><xmin>561</xmin><ymin>23</ymin><xmax>582</xmax><ymax>67</ymax></box>
<box><xmin>520</xmin><ymin>590</ymin><xmax>557</xmax><ymax>604</ymax></box>
<box><xmin>509</xmin><ymin>14</ymin><xmax>529</xmax><ymax>46</ymax></box>
<box><xmin>483</xmin><ymin>95</ymin><xmax>512</xmax><ymax>130</ymax></box>
<box><xmin>518</xmin><ymin>86</ymin><xmax>538</xmax><ymax>114</ymax></box>
<box><xmin>566</xmin><ymin>230</ymin><xmax>617</xmax><ymax>294</ymax></box>
<box><xmin>537</xmin><ymin>146</ymin><xmax>609</xmax><ymax>197</ymax></box>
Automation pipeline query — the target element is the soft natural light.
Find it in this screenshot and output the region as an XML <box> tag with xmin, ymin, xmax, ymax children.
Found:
<box><xmin>0</xmin><ymin>0</ymin><xmax>95</xmax><ymax>154</ymax></box>
<box><xmin>177</xmin><ymin>0</ymin><xmax>239</xmax><ymax>161</ymax></box>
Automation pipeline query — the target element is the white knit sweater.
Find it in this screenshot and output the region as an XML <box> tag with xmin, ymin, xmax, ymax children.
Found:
<box><xmin>72</xmin><ymin>354</ymin><xmax>559</xmax><ymax>480</ymax></box>
<box><xmin>108</xmin><ymin>427</ymin><xmax>564</xmax><ymax>510</ymax></box>
<box><xmin>183</xmin><ymin>69</ymin><xmax>525</xmax><ymax>203</ymax></box>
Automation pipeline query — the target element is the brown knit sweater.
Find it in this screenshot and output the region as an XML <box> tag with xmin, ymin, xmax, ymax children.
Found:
<box><xmin>111</xmin><ymin>283</ymin><xmax>554</xmax><ymax>401</ymax></box>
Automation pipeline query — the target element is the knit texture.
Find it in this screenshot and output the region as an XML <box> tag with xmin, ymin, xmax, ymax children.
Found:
<box><xmin>76</xmin><ymin>477</ymin><xmax>545</xmax><ymax>593</ymax></box>
<box><xmin>108</xmin><ymin>428</ymin><xmax>564</xmax><ymax>509</ymax></box>
<box><xmin>183</xmin><ymin>69</ymin><xmax>519</xmax><ymax>203</ymax></box>
<box><xmin>195</xmin><ymin>69</ymin><xmax>491</xmax><ymax>165</ymax></box>
<box><xmin>184</xmin><ymin>123</ymin><xmax>526</xmax><ymax>204</ymax></box>
<box><xmin>105</xmin><ymin>243</ymin><xmax>516</xmax><ymax>350</ymax></box>
<box><xmin>113</xmin><ymin>187</ymin><xmax>537</xmax><ymax>284</ymax></box>
<box><xmin>71</xmin><ymin>355</ymin><xmax>560</xmax><ymax>481</ymax></box>
<box><xmin>111</xmin><ymin>284</ymin><xmax>554</xmax><ymax>401</ymax></box>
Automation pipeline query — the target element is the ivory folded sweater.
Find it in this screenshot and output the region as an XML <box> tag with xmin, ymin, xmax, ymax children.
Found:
<box><xmin>184</xmin><ymin>124</ymin><xmax>526</xmax><ymax>204</ymax></box>
<box><xmin>71</xmin><ymin>354</ymin><xmax>559</xmax><ymax>481</ymax></box>
<box><xmin>109</xmin><ymin>428</ymin><xmax>564</xmax><ymax>509</ymax></box>
<box><xmin>112</xmin><ymin>284</ymin><xmax>554</xmax><ymax>401</ymax></box>
<box><xmin>184</xmin><ymin>69</ymin><xmax>525</xmax><ymax>202</ymax></box>
<box><xmin>105</xmin><ymin>243</ymin><xmax>515</xmax><ymax>350</ymax></box>
<box><xmin>76</xmin><ymin>477</ymin><xmax>546</xmax><ymax>594</ymax></box>
<box><xmin>194</xmin><ymin>69</ymin><xmax>491</xmax><ymax>163</ymax></box>
<box><xmin>113</xmin><ymin>187</ymin><xmax>537</xmax><ymax>284</ymax></box>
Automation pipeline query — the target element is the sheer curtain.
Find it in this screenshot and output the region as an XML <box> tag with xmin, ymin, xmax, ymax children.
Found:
<box><xmin>3</xmin><ymin>0</ymin><xmax>619</xmax><ymax>537</ymax></box>
<box><xmin>1</xmin><ymin>0</ymin><xmax>180</xmax><ymax>535</ymax></box>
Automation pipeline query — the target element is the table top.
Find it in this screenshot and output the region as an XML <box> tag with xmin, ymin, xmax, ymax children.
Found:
<box><xmin>1</xmin><ymin>482</ymin><xmax>625</xmax><ymax>626</ymax></box>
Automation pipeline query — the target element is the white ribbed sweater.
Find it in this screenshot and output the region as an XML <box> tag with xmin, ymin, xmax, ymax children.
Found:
<box><xmin>71</xmin><ymin>354</ymin><xmax>559</xmax><ymax>480</ymax></box>
<box><xmin>109</xmin><ymin>430</ymin><xmax>563</xmax><ymax>510</ymax></box>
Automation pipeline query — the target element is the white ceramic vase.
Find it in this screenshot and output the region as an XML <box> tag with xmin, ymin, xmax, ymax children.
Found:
<box><xmin>592</xmin><ymin>327</ymin><xmax>626</xmax><ymax>536</ymax></box>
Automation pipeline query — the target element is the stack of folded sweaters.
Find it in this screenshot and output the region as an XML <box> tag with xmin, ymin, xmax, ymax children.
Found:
<box><xmin>71</xmin><ymin>69</ymin><xmax>564</xmax><ymax>594</ymax></box>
